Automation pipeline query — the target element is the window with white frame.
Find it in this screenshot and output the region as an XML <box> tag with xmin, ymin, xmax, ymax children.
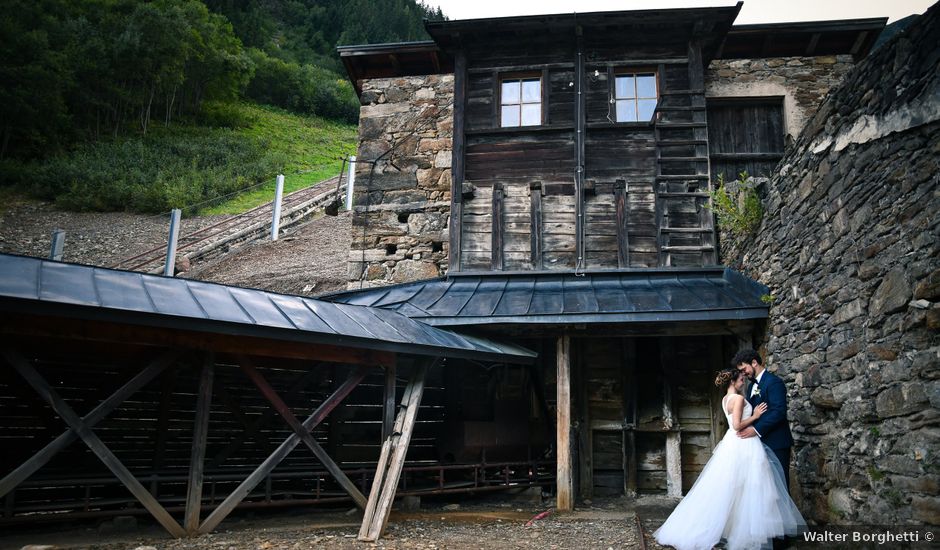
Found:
<box><xmin>500</xmin><ymin>76</ymin><xmax>541</xmax><ymax>127</ymax></box>
<box><xmin>614</xmin><ymin>73</ymin><xmax>658</xmax><ymax>122</ymax></box>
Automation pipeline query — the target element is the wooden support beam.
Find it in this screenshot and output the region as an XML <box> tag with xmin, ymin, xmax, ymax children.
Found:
<box><xmin>236</xmin><ymin>357</ymin><xmax>367</xmax><ymax>509</ymax></box>
<box><xmin>0</xmin><ymin>350</ymin><xmax>178</xmax><ymax>499</ymax></box>
<box><xmin>208</xmin><ymin>368</ymin><xmax>321</xmax><ymax>469</ymax></box>
<box><xmin>449</xmin><ymin>50</ymin><xmax>467</xmax><ymax>273</ymax></box>
<box><xmin>491</xmin><ymin>182</ymin><xmax>504</xmax><ymax>271</ymax></box>
<box><xmin>615</xmin><ymin>180</ymin><xmax>629</xmax><ymax>268</ymax></box>
<box><xmin>622</xmin><ymin>338</ymin><xmax>638</xmax><ymax>497</ymax></box>
<box><xmin>1</xmin><ymin>314</ymin><xmax>395</xmax><ymax>366</ymax></box>
<box><xmin>530</xmin><ymin>182</ymin><xmax>543</xmax><ymax>270</ymax></box>
<box><xmin>382</xmin><ymin>363</ymin><xmax>397</xmax><ymax>442</ymax></box>
<box><xmin>665</xmin><ymin>432</ymin><xmax>682</xmax><ymax>497</ymax></box>
<box><xmin>556</xmin><ymin>335</ymin><xmax>573</xmax><ymax>511</ymax></box>
<box><xmin>184</xmin><ymin>354</ymin><xmax>214</xmax><ymax>534</ymax></box>
<box><xmin>358</xmin><ymin>360</ymin><xmax>432</xmax><ymax>542</ymax></box>
<box><xmin>3</xmin><ymin>349</ymin><xmax>186</xmax><ymax>537</ymax></box>
<box><xmin>198</xmin><ymin>365</ymin><xmax>369</xmax><ymax>534</ymax></box>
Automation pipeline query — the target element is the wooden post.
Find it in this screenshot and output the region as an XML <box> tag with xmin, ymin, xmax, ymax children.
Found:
<box><xmin>556</xmin><ymin>335</ymin><xmax>573</xmax><ymax>511</ymax></box>
<box><xmin>359</xmin><ymin>360</ymin><xmax>432</xmax><ymax>542</ymax></box>
<box><xmin>184</xmin><ymin>354</ymin><xmax>214</xmax><ymax>534</ymax></box>
<box><xmin>3</xmin><ymin>350</ymin><xmax>186</xmax><ymax>537</ymax></box>
<box><xmin>530</xmin><ymin>182</ymin><xmax>543</xmax><ymax>270</ymax></box>
<box><xmin>0</xmin><ymin>351</ymin><xmax>177</xmax><ymax>499</ymax></box>
<box><xmin>622</xmin><ymin>339</ymin><xmax>638</xmax><ymax>497</ymax></box>
<box><xmin>382</xmin><ymin>362</ymin><xmax>396</xmax><ymax>442</ymax></box>
<box><xmin>448</xmin><ymin>50</ymin><xmax>467</xmax><ymax>273</ymax></box>
<box><xmin>666</xmin><ymin>432</ymin><xmax>682</xmax><ymax>497</ymax></box>
<box><xmin>491</xmin><ymin>182</ymin><xmax>504</xmax><ymax>270</ymax></box>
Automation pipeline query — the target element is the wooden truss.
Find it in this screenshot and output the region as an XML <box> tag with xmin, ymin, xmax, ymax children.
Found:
<box><xmin>0</xmin><ymin>347</ymin><xmax>391</xmax><ymax>537</ymax></box>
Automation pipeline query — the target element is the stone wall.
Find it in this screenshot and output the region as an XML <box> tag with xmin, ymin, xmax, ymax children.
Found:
<box><xmin>720</xmin><ymin>7</ymin><xmax>940</xmax><ymax>526</ymax></box>
<box><xmin>347</xmin><ymin>75</ymin><xmax>454</xmax><ymax>289</ymax></box>
<box><xmin>705</xmin><ymin>55</ymin><xmax>855</xmax><ymax>140</ymax></box>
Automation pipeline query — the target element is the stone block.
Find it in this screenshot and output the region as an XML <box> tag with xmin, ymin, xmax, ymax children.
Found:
<box><xmin>869</xmin><ymin>269</ymin><xmax>912</xmax><ymax>317</ymax></box>
<box><xmin>875</xmin><ymin>383</ymin><xmax>929</xmax><ymax>418</ymax></box>
<box><xmin>828</xmin><ymin>488</ymin><xmax>854</xmax><ymax>518</ymax></box>
<box><xmin>372</xmin><ymin>171</ymin><xmax>418</xmax><ymax>191</ymax></box>
<box><xmin>911</xmin><ymin>496</ymin><xmax>940</xmax><ymax>524</ymax></box>
<box><xmin>831</xmin><ymin>298</ymin><xmax>865</xmax><ymax>325</ymax></box>
<box><xmin>914</xmin><ymin>268</ymin><xmax>940</xmax><ymax>300</ymax></box>
<box><xmin>391</xmin><ymin>260</ymin><xmax>440</xmax><ymax>283</ymax></box>
<box><xmin>810</xmin><ymin>387</ymin><xmax>840</xmax><ymax>409</ymax></box>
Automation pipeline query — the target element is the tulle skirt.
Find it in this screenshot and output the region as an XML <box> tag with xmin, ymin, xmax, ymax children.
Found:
<box><xmin>653</xmin><ymin>432</ymin><xmax>805</xmax><ymax>550</ymax></box>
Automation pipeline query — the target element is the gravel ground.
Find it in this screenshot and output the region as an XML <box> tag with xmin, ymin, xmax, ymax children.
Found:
<box><xmin>187</xmin><ymin>210</ymin><xmax>351</xmax><ymax>296</ymax></box>
<box><xmin>0</xmin><ymin>496</ymin><xmax>681</xmax><ymax>550</ymax></box>
<box><xmin>0</xmin><ymin>197</ymin><xmax>227</xmax><ymax>268</ymax></box>
<box><xmin>0</xmin><ymin>196</ymin><xmax>351</xmax><ymax>296</ymax></box>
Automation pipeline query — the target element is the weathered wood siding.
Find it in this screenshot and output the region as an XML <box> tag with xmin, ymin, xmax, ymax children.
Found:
<box><xmin>453</xmin><ymin>31</ymin><xmax>718</xmax><ymax>271</ymax></box>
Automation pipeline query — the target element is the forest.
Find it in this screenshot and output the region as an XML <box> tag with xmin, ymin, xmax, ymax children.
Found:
<box><xmin>0</xmin><ymin>0</ymin><xmax>443</xmax><ymax>211</ymax></box>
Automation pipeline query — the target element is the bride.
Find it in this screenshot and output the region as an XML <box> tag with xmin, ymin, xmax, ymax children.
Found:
<box><xmin>653</xmin><ymin>368</ymin><xmax>805</xmax><ymax>550</ymax></box>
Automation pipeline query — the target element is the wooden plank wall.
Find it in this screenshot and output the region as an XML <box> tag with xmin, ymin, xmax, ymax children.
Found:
<box><xmin>570</xmin><ymin>336</ymin><xmax>720</xmax><ymax>497</ymax></box>
<box><xmin>454</xmin><ymin>30</ymin><xmax>719</xmax><ymax>271</ymax></box>
<box><xmin>0</xmin><ymin>350</ymin><xmax>442</xmax><ymax>517</ymax></box>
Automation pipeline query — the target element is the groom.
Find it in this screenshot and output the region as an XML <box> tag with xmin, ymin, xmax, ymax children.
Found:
<box><xmin>732</xmin><ymin>348</ymin><xmax>794</xmax><ymax>490</ymax></box>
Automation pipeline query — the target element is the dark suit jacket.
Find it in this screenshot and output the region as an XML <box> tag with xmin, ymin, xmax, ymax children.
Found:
<box><xmin>747</xmin><ymin>370</ymin><xmax>794</xmax><ymax>451</ymax></box>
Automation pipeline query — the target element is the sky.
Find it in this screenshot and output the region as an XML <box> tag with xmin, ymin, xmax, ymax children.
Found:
<box><xmin>422</xmin><ymin>0</ymin><xmax>935</xmax><ymax>24</ymax></box>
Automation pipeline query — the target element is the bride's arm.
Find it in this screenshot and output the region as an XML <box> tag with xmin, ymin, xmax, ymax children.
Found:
<box><xmin>731</xmin><ymin>396</ymin><xmax>767</xmax><ymax>431</ymax></box>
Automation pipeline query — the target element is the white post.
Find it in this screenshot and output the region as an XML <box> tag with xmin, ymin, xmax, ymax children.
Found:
<box><xmin>346</xmin><ymin>156</ymin><xmax>356</xmax><ymax>210</ymax></box>
<box><xmin>271</xmin><ymin>174</ymin><xmax>285</xmax><ymax>241</ymax></box>
<box><xmin>49</xmin><ymin>230</ymin><xmax>66</xmax><ymax>261</ymax></box>
<box><xmin>164</xmin><ymin>209</ymin><xmax>181</xmax><ymax>277</ymax></box>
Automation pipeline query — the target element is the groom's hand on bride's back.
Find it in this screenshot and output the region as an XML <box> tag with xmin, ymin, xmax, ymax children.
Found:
<box><xmin>737</xmin><ymin>427</ymin><xmax>759</xmax><ymax>438</ymax></box>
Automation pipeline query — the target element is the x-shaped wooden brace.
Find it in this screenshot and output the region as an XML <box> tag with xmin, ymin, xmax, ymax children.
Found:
<box><xmin>1</xmin><ymin>349</ymin><xmax>184</xmax><ymax>537</ymax></box>
<box><xmin>197</xmin><ymin>359</ymin><xmax>372</xmax><ymax>534</ymax></box>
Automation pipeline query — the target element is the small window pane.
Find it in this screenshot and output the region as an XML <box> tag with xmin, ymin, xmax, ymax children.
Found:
<box><xmin>636</xmin><ymin>75</ymin><xmax>657</xmax><ymax>98</ymax></box>
<box><xmin>615</xmin><ymin>76</ymin><xmax>635</xmax><ymax>99</ymax></box>
<box><xmin>501</xmin><ymin>105</ymin><xmax>520</xmax><ymax>127</ymax></box>
<box><xmin>522</xmin><ymin>79</ymin><xmax>541</xmax><ymax>103</ymax></box>
<box><xmin>638</xmin><ymin>99</ymin><xmax>657</xmax><ymax>121</ymax></box>
<box><xmin>521</xmin><ymin>104</ymin><xmax>541</xmax><ymax>126</ymax></box>
<box><xmin>501</xmin><ymin>81</ymin><xmax>520</xmax><ymax>104</ymax></box>
<box><xmin>616</xmin><ymin>100</ymin><xmax>636</xmax><ymax>122</ymax></box>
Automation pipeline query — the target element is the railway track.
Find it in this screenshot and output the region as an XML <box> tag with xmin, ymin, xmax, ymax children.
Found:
<box><xmin>111</xmin><ymin>175</ymin><xmax>344</xmax><ymax>273</ymax></box>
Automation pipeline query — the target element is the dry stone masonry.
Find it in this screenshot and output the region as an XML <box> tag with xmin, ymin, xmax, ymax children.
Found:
<box><xmin>347</xmin><ymin>75</ymin><xmax>454</xmax><ymax>289</ymax></box>
<box><xmin>721</xmin><ymin>7</ymin><xmax>939</xmax><ymax>526</ymax></box>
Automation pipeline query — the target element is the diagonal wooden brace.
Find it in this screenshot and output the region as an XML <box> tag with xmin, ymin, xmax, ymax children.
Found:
<box><xmin>0</xmin><ymin>350</ymin><xmax>177</xmax><ymax>498</ymax></box>
<box><xmin>237</xmin><ymin>356</ymin><xmax>367</xmax><ymax>508</ymax></box>
<box><xmin>359</xmin><ymin>359</ymin><xmax>434</xmax><ymax>542</ymax></box>
<box><xmin>2</xmin><ymin>349</ymin><xmax>186</xmax><ymax>537</ymax></box>
<box><xmin>198</xmin><ymin>363</ymin><xmax>370</xmax><ymax>534</ymax></box>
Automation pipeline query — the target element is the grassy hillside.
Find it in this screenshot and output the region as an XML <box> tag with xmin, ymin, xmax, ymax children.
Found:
<box><xmin>5</xmin><ymin>101</ymin><xmax>357</xmax><ymax>215</ymax></box>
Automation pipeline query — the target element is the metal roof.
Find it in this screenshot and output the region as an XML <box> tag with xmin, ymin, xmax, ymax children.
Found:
<box><xmin>324</xmin><ymin>268</ymin><xmax>769</xmax><ymax>327</ymax></box>
<box><xmin>0</xmin><ymin>254</ymin><xmax>535</xmax><ymax>364</ymax></box>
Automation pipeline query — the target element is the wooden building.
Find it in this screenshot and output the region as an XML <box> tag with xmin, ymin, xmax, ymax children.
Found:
<box><xmin>335</xmin><ymin>4</ymin><xmax>886</xmax><ymax>511</ymax></box>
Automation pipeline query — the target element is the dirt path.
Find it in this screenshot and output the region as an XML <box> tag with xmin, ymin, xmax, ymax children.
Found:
<box><xmin>0</xmin><ymin>497</ymin><xmax>681</xmax><ymax>550</ymax></box>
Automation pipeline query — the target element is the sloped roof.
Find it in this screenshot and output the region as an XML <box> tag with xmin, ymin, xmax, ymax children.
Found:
<box><xmin>324</xmin><ymin>268</ymin><xmax>769</xmax><ymax>327</ymax></box>
<box><xmin>0</xmin><ymin>254</ymin><xmax>535</xmax><ymax>363</ymax></box>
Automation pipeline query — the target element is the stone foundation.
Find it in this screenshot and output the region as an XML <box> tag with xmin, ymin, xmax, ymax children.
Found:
<box><xmin>347</xmin><ymin>74</ymin><xmax>454</xmax><ymax>289</ymax></box>
<box><xmin>721</xmin><ymin>8</ymin><xmax>940</xmax><ymax>526</ymax></box>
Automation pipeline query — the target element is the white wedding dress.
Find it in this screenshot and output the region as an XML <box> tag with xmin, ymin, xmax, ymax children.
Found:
<box><xmin>653</xmin><ymin>396</ymin><xmax>805</xmax><ymax>550</ymax></box>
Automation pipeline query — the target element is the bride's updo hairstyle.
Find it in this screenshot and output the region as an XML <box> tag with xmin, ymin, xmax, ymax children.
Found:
<box><xmin>714</xmin><ymin>368</ymin><xmax>742</xmax><ymax>389</ymax></box>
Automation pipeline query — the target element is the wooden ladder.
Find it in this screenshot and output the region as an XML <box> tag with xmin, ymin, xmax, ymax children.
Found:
<box><xmin>358</xmin><ymin>360</ymin><xmax>431</xmax><ymax>542</ymax></box>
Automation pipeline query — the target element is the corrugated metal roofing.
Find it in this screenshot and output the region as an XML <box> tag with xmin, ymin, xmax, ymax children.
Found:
<box><xmin>0</xmin><ymin>254</ymin><xmax>535</xmax><ymax>363</ymax></box>
<box><xmin>325</xmin><ymin>268</ymin><xmax>770</xmax><ymax>327</ymax></box>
